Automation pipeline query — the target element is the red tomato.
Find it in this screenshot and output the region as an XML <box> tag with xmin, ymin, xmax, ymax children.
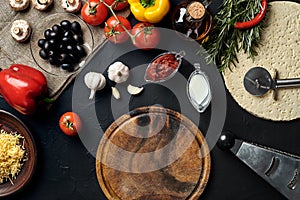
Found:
<box><xmin>131</xmin><ymin>23</ymin><xmax>160</xmax><ymax>50</ymax></box>
<box><xmin>59</xmin><ymin>112</ymin><xmax>82</xmax><ymax>136</ymax></box>
<box><xmin>104</xmin><ymin>16</ymin><xmax>131</xmax><ymax>44</ymax></box>
<box><xmin>104</xmin><ymin>0</ymin><xmax>128</xmax><ymax>10</ymax></box>
<box><xmin>81</xmin><ymin>0</ymin><xmax>108</xmax><ymax>26</ymax></box>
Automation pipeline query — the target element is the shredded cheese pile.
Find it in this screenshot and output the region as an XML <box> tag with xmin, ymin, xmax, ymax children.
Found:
<box><xmin>0</xmin><ymin>129</ymin><xmax>26</xmax><ymax>184</ymax></box>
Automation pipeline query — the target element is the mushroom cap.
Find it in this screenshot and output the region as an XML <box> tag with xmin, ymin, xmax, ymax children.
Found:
<box><xmin>61</xmin><ymin>0</ymin><xmax>82</xmax><ymax>13</ymax></box>
<box><xmin>9</xmin><ymin>0</ymin><xmax>30</xmax><ymax>11</ymax></box>
<box><xmin>10</xmin><ymin>19</ymin><xmax>31</xmax><ymax>42</ymax></box>
<box><xmin>32</xmin><ymin>0</ymin><xmax>54</xmax><ymax>11</ymax></box>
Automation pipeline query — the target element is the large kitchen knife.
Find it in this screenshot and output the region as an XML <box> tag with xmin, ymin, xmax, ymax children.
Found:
<box><xmin>218</xmin><ymin>132</ymin><xmax>300</xmax><ymax>200</ymax></box>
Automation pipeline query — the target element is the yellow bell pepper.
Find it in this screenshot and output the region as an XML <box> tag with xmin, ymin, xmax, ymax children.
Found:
<box><xmin>128</xmin><ymin>0</ymin><xmax>170</xmax><ymax>23</ymax></box>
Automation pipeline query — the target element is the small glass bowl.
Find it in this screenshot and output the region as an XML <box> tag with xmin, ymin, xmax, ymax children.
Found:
<box><xmin>30</xmin><ymin>13</ymin><xmax>94</xmax><ymax>77</ymax></box>
<box><xmin>186</xmin><ymin>63</ymin><xmax>212</xmax><ymax>113</ymax></box>
<box><xmin>144</xmin><ymin>51</ymin><xmax>186</xmax><ymax>83</ymax></box>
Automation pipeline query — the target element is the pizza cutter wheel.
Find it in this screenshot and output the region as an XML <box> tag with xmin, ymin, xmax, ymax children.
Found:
<box><xmin>243</xmin><ymin>67</ymin><xmax>300</xmax><ymax>96</ymax></box>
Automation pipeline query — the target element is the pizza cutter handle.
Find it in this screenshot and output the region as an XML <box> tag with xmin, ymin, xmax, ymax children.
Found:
<box><xmin>276</xmin><ymin>78</ymin><xmax>300</xmax><ymax>89</ymax></box>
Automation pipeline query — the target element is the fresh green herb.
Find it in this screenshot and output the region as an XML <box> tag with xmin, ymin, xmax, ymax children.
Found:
<box><xmin>202</xmin><ymin>0</ymin><xmax>267</xmax><ymax>71</ymax></box>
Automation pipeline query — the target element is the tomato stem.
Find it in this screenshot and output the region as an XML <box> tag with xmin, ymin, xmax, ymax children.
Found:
<box><xmin>101</xmin><ymin>0</ymin><xmax>137</xmax><ymax>44</ymax></box>
<box><xmin>62</xmin><ymin>117</ymin><xmax>74</xmax><ymax>131</ymax></box>
<box><xmin>89</xmin><ymin>3</ymin><xmax>99</xmax><ymax>15</ymax></box>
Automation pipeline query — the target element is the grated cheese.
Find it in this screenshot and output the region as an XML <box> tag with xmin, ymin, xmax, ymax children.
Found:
<box><xmin>0</xmin><ymin>129</ymin><xmax>26</xmax><ymax>184</ymax></box>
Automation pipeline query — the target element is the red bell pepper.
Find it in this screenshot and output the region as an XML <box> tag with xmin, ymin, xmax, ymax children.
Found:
<box><xmin>0</xmin><ymin>64</ymin><xmax>48</xmax><ymax>115</ymax></box>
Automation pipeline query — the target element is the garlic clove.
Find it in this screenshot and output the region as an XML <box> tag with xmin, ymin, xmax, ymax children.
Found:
<box><xmin>84</xmin><ymin>72</ymin><xmax>106</xmax><ymax>100</ymax></box>
<box><xmin>127</xmin><ymin>84</ymin><xmax>144</xmax><ymax>95</ymax></box>
<box><xmin>111</xmin><ymin>87</ymin><xmax>121</xmax><ymax>99</ymax></box>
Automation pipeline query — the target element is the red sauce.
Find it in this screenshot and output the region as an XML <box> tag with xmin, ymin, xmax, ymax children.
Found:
<box><xmin>146</xmin><ymin>54</ymin><xmax>179</xmax><ymax>82</ymax></box>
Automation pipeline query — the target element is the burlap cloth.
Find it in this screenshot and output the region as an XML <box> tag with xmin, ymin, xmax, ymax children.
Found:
<box><xmin>0</xmin><ymin>0</ymin><xmax>129</xmax><ymax>100</ymax></box>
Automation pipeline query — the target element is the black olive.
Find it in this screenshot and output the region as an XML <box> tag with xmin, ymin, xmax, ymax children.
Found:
<box><xmin>71</xmin><ymin>21</ymin><xmax>82</xmax><ymax>34</ymax></box>
<box><xmin>48</xmin><ymin>38</ymin><xmax>58</xmax><ymax>48</ymax></box>
<box><xmin>63</xmin><ymin>30</ymin><xmax>73</xmax><ymax>38</ymax></box>
<box><xmin>38</xmin><ymin>39</ymin><xmax>46</xmax><ymax>48</ymax></box>
<box><xmin>43</xmin><ymin>40</ymin><xmax>51</xmax><ymax>52</ymax></box>
<box><xmin>49</xmin><ymin>31</ymin><xmax>58</xmax><ymax>39</ymax></box>
<box><xmin>60</xmin><ymin>20</ymin><xmax>71</xmax><ymax>30</ymax></box>
<box><xmin>68</xmin><ymin>53</ymin><xmax>79</xmax><ymax>64</ymax></box>
<box><xmin>76</xmin><ymin>45</ymin><xmax>87</xmax><ymax>57</ymax></box>
<box><xmin>44</xmin><ymin>29</ymin><xmax>52</xmax><ymax>39</ymax></box>
<box><xmin>49</xmin><ymin>56</ymin><xmax>59</xmax><ymax>65</ymax></box>
<box><xmin>52</xmin><ymin>24</ymin><xmax>62</xmax><ymax>34</ymax></box>
<box><xmin>62</xmin><ymin>36</ymin><xmax>75</xmax><ymax>45</ymax></box>
<box><xmin>65</xmin><ymin>45</ymin><xmax>74</xmax><ymax>52</ymax></box>
<box><xmin>48</xmin><ymin>50</ymin><xmax>55</xmax><ymax>57</ymax></box>
<box><xmin>59</xmin><ymin>53</ymin><xmax>73</xmax><ymax>64</ymax></box>
<box><xmin>60</xmin><ymin>63</ymin><xmax>74</xmax><ymax>71</ymax></box>
<box><xmin>61</xmin><ymin>37</ymin><xmax>70</xmax><ymax>43</ymax></box>
<box><xmin>39</xmin><ymin>49</ymin><xmax>48</xmax><ymax>59</ymax></box>
<box><xmin>73</xmin><ymin>34</ymin><xmax>83</xmax><ymax>44</ymax></box>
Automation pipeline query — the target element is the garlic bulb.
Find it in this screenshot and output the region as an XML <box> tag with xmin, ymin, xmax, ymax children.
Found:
<box><xmin>84</xmin><ymin>72</ymin><xmax>106</xmax><ymax>100</ymax></box>
<box><xmin>108</xmin><ymin>61</ymin><xmax>130</xmax><ymax>83</ymax></box>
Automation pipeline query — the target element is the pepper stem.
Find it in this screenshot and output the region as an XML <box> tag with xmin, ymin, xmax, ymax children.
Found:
<box><xmin>140</xmin><ymin>0</ymin><xmax>155</xmax><ymax>8</ymax></box>
<box><xmin>43</xmin><ymin>97</ymin><xmax>55</xmax><ymax>103</ymax></box>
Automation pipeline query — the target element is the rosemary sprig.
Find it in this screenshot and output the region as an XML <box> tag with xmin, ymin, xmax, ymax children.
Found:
<box><xmin>202</xmin><ymin>0</ymin><xmax>267</xmax><ymax>71</ymax></box>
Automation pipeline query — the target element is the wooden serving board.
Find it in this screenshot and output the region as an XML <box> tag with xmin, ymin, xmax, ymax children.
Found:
<box><xmin>96</xmin><ymin>106</ymin><xmax>210</xmax><ymax>200</ymax></box>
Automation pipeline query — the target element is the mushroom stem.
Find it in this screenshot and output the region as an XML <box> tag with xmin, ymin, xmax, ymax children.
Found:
<box><xmin>13</xmin><ymin>27</ymin><xmax>22</xmax><ymax>35</ymax></box>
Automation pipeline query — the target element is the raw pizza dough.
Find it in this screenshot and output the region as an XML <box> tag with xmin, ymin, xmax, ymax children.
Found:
<box><xmin>223</xmin><ymin>1</ymin><xmax>300</xmax><ymax>121</ymax></box>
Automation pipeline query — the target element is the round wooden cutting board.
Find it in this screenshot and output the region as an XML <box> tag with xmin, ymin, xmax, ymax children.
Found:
<box><xmin>96</xmin><ymin>106</ymin><xmax>210</xmax><ymax>200</ymax></box>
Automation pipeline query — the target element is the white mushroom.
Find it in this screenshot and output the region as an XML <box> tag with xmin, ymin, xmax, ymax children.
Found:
<box><xmin>9</xmin><ymin>0</ymin><xmax>30</xmax><ymax>11</ymax></box>
<box><xmin>61</xmin><ymin>0</ymin><xmax>82</xmax><ymax>13</ymax></box>
<box><xmin>108</xmin><ymin>61</ymin><xmax>130</xmax><ymax>83</ymax></box>
<box><xmin>32</xmin><ymin>0</ymin><xmax>54</xmax><ymax>11</ymax></box>
<box><xmin>10</xmin><ymin>19</ymin><xmax>31</xmax><ymax>43</ymax></box>
<box><xmin>84</xmin><ymin>72</ymin><xmax>106</xmax><ymax>100</ymax></box>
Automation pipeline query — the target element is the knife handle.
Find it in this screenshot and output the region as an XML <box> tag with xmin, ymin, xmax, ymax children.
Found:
<box><xmin>217</xmin><ymin>131</ymin><xmax>235</xmax><ymax>151</ymax></box>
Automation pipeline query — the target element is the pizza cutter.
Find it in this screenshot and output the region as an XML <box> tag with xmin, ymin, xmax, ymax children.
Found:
<box><xmin>243</xmin><ymin>67</ymin><xmax>300</xmax><ymax>96</ymax></box>
<box><xmin>218</xmin><ymin>131</ymin><xmax>300</xmax><ymax>200</ymax></box>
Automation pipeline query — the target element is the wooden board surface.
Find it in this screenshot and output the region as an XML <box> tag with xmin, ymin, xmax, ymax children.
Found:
<box><xmin>96</xmin><ymin>106</ymin><xmax>210</xmax><ymax>200</ymax></box>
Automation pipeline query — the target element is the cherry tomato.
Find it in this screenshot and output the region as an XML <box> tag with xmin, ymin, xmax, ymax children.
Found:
<box><xmin>104</xmin><ymin>16</ymin><xmax>131</xmax><ymax>44</ymax></box>
<box><xmin>81</xmin><ymin>0</ymin><xmax>108</xmax><ymax>26</ymax></box>
<box><xmin>59</xmin><ymin>112</ymin><xmax>82</xmax><ymax>136</ymax></box>
<box><xmin>104</xmin><ymin>0</ymin><xmax>128</xmax><ymax>10</ymax></box>
<box><xmin>131</xmin><ymin>22</ymin><xmax>160</xmax><ymax>50</ymax></box>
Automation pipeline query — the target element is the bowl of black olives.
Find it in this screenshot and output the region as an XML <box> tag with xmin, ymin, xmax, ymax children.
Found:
<box><xmin>30</xmin><ymin>13</ymin><xmax>94</xmax><ymax>76</ymax></box>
